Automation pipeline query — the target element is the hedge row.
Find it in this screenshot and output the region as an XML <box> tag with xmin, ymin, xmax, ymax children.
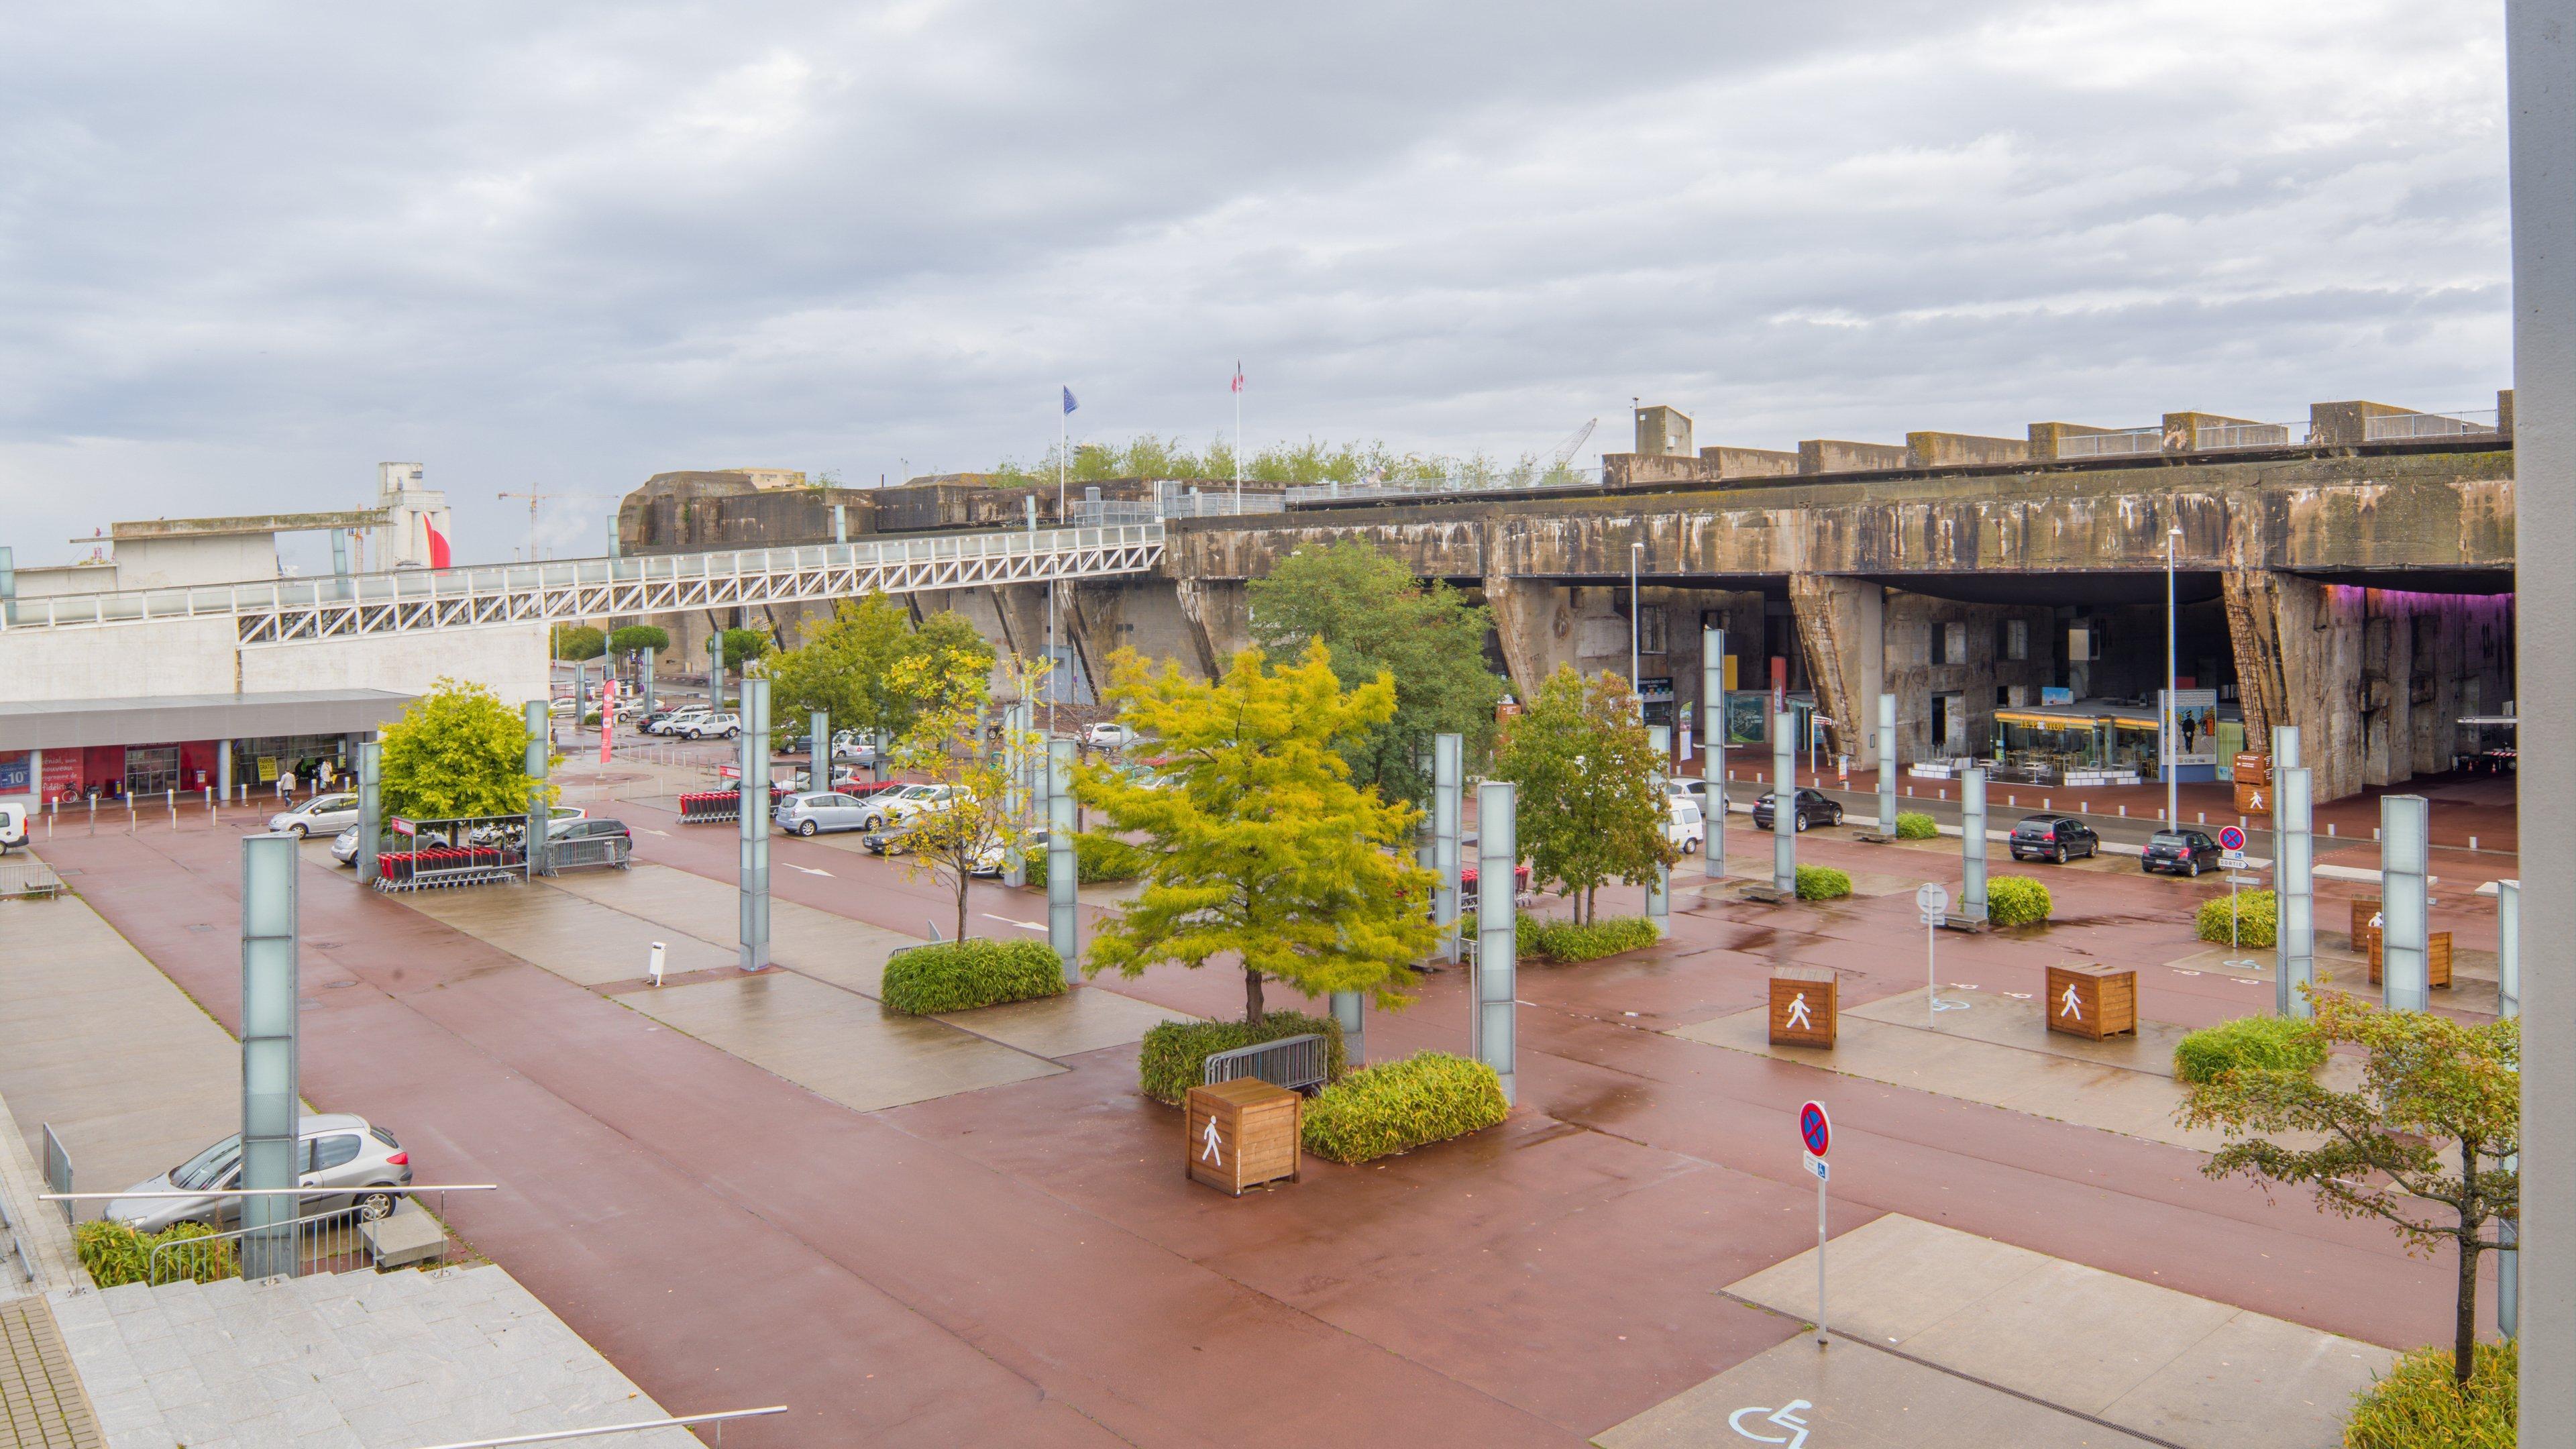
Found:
<box><xmin>2196</xmin><ymin>889</ymin><xmax>2277</xmax><ymax>948</ymax></box>
<box><xmin>76</xmin><ymin>1220</ymin><xmax>234</xmax><ymax>1288</ymax></box>
<box><xmin>881</xmin><ymin>939</ymin><xmax>1067</xmax><ymax>1014</ymax></box>
<box><xmin>1024</xmin><ymin>833</ymin><xmax>1150</xmax><ymax>889</ymax></box>
<box><xmin>2172</xmin><ymin>1014</ymin><xmax>2325</xmax><ymax>1083</ymax></box>
<box><xmin>1893</xmin><ymin>811</ymin><xmax>1939</xmax><ymax>839</ymax></box>
<box><xmin>1986</xmin><ymin>874</ymin><xmax>2053</xmax><ymax>926</ymax></box>
<box><xmin>1138</xmin><ymin>1012</ymin><xmax>1346</xmax><ymax>1105</ymax></box>
<box><xmin>1301</xmin><ymin>1051</ymin><xmax>1510</xmax><ymax>1163</ymax></box>
<box><xmin>1794</xmin><ymin>865</ymin><xmax>1851</xmax><ymax>900</ymax></box>
<box><xmin>1523</xmin><ymin>914</ymin><xmax>1660</xmax><ymax>962</ymax></box>
<box><xmin>2344</xmin><ymin>1339</ymin><xmax>2514</xmax><ymax>1449</ymax></box>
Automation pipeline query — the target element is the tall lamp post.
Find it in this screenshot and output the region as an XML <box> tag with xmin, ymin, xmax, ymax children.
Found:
<box><xmin>2164</xmin><ymin>524</ymin><xmax>2182</xmax><ymax>830</ymax></box>
<box><xmin>1630</xmin><ymin>541</ymin><xmax>1643</xmax><ymax>718</ymax></box>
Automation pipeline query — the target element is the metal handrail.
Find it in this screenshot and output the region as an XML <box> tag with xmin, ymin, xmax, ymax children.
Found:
<box><xmin>408</xmin><ymin>1406</ymin><xmax>788</xmax><ymax>1448</ymax></box>
<box><xmin>40</xmin><ymin>1183</ymin><xmax>496</xmax><ymax>1202</ymax></box>
<box><xmin>144</xmin><ymin>1200</ymin><xmax>386</xmax><ymax>1283</ymax></box>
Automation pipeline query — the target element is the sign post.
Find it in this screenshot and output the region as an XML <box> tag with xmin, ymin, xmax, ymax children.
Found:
<box><xmin>2215</xmin><ymin>824</ymin><xmax>2258</xmax><ymax>966</ymax></box>
<box><xmin>1917</xmin><ymin>883</ymin><xmax>1951</xmax><ymax>1025</ymax></box>
<box><xmin>1799</xmin><ymin>1100</ymin><xmax>1831</xmax><ymax>1347</ymax></box>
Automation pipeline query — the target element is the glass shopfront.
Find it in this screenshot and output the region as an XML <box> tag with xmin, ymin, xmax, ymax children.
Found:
<box><xmin>1992</xmin><ymin>708</ymin><xmax>2161</xmax><ymax>784</ymax></box>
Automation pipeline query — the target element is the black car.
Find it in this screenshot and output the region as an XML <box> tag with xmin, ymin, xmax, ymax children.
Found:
<box><xmin>2140</xmin><ymin>829</ymin><xmax>2223</xmax><ymax>876</ymax></box>
<box><xmin>547</xmin><ymin>817</ymin><xmax>634</xmax><ymax>871</ymax></box>
<box><xmin>1751</xmin><ymin>787</ymin><xmax>1843</xmax><ymax>833</ymax></box>
<box><xmin>2008</xmin><ymin>815</ymin><xmax>2100</xmax><ymax>864</ymax></box>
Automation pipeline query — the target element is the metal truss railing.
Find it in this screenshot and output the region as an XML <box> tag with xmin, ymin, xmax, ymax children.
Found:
<box><xmin>1</xmin><ymin>524</ymin><xmax>1165</xmax><ymax>646</ymax></box>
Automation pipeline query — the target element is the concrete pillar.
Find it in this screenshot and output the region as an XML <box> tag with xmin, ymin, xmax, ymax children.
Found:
<box><xmin>834</xmin><ymin>504</ymin><xmax>848</xmax><ymax>544</ymax></box>
<box><xmin>1332</xmin><ymin>990</ymin><xmax>1366</xmax><ymax>1070</ymax></box>
<box><xmin>2378</xmin><ymin>794</ymin><xmax>2430</xmax><ymax>1012</ymax></box>
<box><xmin>1004</xmin><ymin>702</ymin><xmax>1030</xmax><ymax>888</ymax></box>
<box><xmin>1960</xmin><ymin>767</ymin><xmax>1988</xmax><ymax>923</ymax></box>
<box><xmin>2275</xmin><ymin>723</ymin><xmax>2302</xmax><ymax>771</ymax></box>
<box><xmin>1048</xmin><ymin>739</ymin><xmax>1077</xmax><ymax>978</ymax></box>
<box><xmin>739</xmin><ymin>680</ymin><xmax>771</xmax><ymax>971</ymax></box>
<box><xmin>641</xmin><ymin>647</ymin><xmax>655</xmax><ymax>713</ymax></box>
<box><xmin>1434</xmin><ymin>733</ymin><xmax>1462</xmax><ymax>960</ymax></box>
<box><xmin>1877</xmin><ymin>692</ymin><xmax>1898</xmax><ymax>832</ymax></box>
<box><xmin>1772</xmin><ymin>713</ymin><xmax>1796</xmax><ymax>895</ymax></box>
<box><xmin>810</xmin><ymin>709</ymin><xmax>830</xmax><ymax>788</ymax></box>
<box><xmin>217</xmin><ymin>739</ymin><xmax>234</xmax><ymax>800</ymax></box>
<box><xmin>1787</xmin><ymin>575</ymin><xmax>1884</xmax><ymax>765</ymax></box>
<box><xmin>2274</xmin><ymin>765</ymin><xmax>2314</xmax><ymax>1018</ymax></box>
<box><xmin>523</xmin><ymin>702</ymin><xmax>548</xmax><ymax>881</ymax></box>
<box><xmin>1647</xmin><ymin>727</ymin><xmax>1671</xmax><ymax>936</ymax></box>
<box><xmin>1703</xmin><ymin>628</ymin><xmax>1726</xmax><ymax>879</ymax></box>
<box><xmin>356</xmin><ymin>741</ymin><xmax>380</xmax><ymax>888</ymax></box>
<box><xmin>2509</xmin><ymin>1</ymin><xmax>2575</xmax><ymax>1414</ymax></box>
<box><xmin>2502</xmin><ymin>881</ymin><xmax>2522</xmax><ymax>1020</ymax></box>
<box><xmin>239</xmin><ymin>833</ymin><xmax>301</xmax><ymax>1280</ymax></box>
<box><xmin>1475</xmin><ymin>780</ymin><xmax>1518</xmax><ymax>1105</ymax></box>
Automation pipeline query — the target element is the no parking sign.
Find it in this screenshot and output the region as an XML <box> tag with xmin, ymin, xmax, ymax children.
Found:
<box><xmin>2218</xmin><ymin>824</ymin><xmax>2246</xmax><ymax>869</ymax></box>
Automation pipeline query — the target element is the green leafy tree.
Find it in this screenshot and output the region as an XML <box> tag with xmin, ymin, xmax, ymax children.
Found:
<box><xmin>768</xmin><ymin>596</ymin><xmax>997</xmax><ymax>743</ymax></box>
<box><xmin>2180</xmin><ymin>994</ymin><xmax>2517</xmax><ymax>1385</ymax></box>
<box><xmin>886</xmin><ymin>658</ymin><xmax>1044</xmax><ymax>943</ymax></box>
<box><xmin>550</xmin><ymin>624</ymin><xmax>605</xmax><ymax>661</ymax></box>
<box><xmin>377</xmin><ymin>679</ymin><xmax>555</xmax><ymax>821</ymax></box>
<box><xmin>1248</xmin><ymin>540</ymin><xmax>1505</xmax><ymax>808</ymax></box>
<box><xmin>1081</xmin><ymin>642</ymin><xmax>1438</xmax><ymax>1022</ymax></box>
<box><xmin>718</xmin><ymin>627</ymin><xmax>772</xmax><ymax>674</ymax></box>
<box><xmin>1491</xmin><ymin>666</ymin><xmax>1677</xmax><ymax>922</ymax></box>
<box><xmin>607</xmin><ymin>624</ymin><xmax>669</xmax><ymax>672</ymax></box>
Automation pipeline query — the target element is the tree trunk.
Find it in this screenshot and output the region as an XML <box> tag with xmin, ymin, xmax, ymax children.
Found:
<box><xmin>957</xmin><ymin>877</ymin><xmax>971</xmax><ymax>950</ymax></box>
<box><xmin>2455</xmin><ymin>1217</ymin><xmax>2481</xmax><ymax>1385</ymax></box>
<box><xmin>1244</xmin><ymin>967</ymin><xmax>1266</xmax><ymax>1024</ymax></box>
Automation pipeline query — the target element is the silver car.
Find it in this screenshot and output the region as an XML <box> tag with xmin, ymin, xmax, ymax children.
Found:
<box><xmin>268</xmin><ymin>792</ymin><xmax>359</xmax><ymax>838</ymax></box>
<box><xmin>856</xmin><ymin>783</ymin><xmax>959</xmax><ymax>831</ymax></box>
<box><xmin>774</xmin><ymin>790</ymin><xmax>872</xmax><ymax>837</ymax></box>
<box><xmin>107</xmin><ymin>1114</ymin><xmax>413</xmax><ymax>1233</ymax></box>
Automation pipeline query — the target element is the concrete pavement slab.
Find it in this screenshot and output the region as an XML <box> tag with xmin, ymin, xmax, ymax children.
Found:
<box><xmin>392</xmin><ymin>879</ymin><xmax>737</xmax><ymax>987</ymax></box>
<box><xmin>1727</xmin><ymin>1216</ymin><xmax>2394</xmax><ymax>1448</ymax></box>
<box><xmin>542</xmin><ymin>862</ymin><xmax>915</xmax><ymax>991</ymax></box>
<box><xmin>936</xmin><ymin>985</ymin><xmax>1191</xmax><ymax>1057</ymax></box>
<box><xmin>1594</xmin><ymin>1334</ymin><xmax>2158</xmax><ymax>1448</ymax></box>
<box><xmin>617</xmin><ymin>969</ymin><xmax>1064</xmax><ymax>1112</ymax></box>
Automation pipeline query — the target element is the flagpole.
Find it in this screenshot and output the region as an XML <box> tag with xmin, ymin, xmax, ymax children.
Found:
<box><xmin>1233</xmin><ymin>364</ymin><xmax>1242</xmax><ymax>511</ymax></box>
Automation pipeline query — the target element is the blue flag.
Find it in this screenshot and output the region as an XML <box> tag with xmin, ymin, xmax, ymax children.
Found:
<box><xmin>1062</xmin><ymin>386</ymin><xmax>1079</xmax><ymax>416</ymax></box>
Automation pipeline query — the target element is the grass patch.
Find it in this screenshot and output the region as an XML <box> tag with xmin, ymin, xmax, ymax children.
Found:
<box><xmin>1301</xmin><ymin>1051</ymin><xmax>1509</xmax><ymax>1163</ymax></box>
<box><xmin>2196</xmin><ymin>889</ymin><xmax>2277</xmax><ymax>948</ymax></box>
<box><xmin>1024</xmin><ymin>833</ymin><xmax>1150</xmax><ymax>889</ymax></box>
<box><xmin>1986</xmin><ymin>874</ymin><xmax>2052</xmax><ymax>926</ymax></box>
<box><xmin>1138</xmin><ymin>1012</ymin><xmax>1346</xmax><ymax>1106</ymax></box>
<box><xmin>2344</xmin><ymin>1338</ymin><xmax>2514</xmax><ymax>1449</ymax></box>
<box><xmin>2172</xmin><ymin>1014</ymin><xmax>2326</xmax><ymax>1084</ymax></box>
<box><xmin>1894</xmin><ymin>811</ymin><xmax>1939</xmax><ymax>840</ymax></box>
<box><xmin>76</xmin><ymin>1220</ymin><xmax>235</xmax><ymax>1287</ymax></box>
<box><xmin>1794</xmin><ymin>865</ymin><xmax>1851</xmax><ymax>900</ymax></box>
<box><xmin>881</xmin><ymin>939</ymin><xmax>1067</xmax><ymax>1014</ymax></box>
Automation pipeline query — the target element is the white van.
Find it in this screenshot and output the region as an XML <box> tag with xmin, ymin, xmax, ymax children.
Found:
<box><xmin>0</xmin><ymin>803</ymin><xmax>25</xmax><ymax>854</ymax></box>
<box><xmin>1664</xmin><ymin>796</ymin><xmax>1705</xmax><ymax>854</ymax></box>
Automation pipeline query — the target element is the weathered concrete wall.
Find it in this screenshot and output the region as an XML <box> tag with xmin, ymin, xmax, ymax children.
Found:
<box><xmin>1879</xmin><ymin>593</ymin><xmax>2059</xmax><ymax>764</ymax></box>
<box><xmin>1070</xmin><ymin>579</ymin><xmax>1210</xmax><ymax>682</ymax></box>
<box><xmin>1789</xmin><ymin>576</ymin><xmax>1884</xmax><ymax>763</ymax></box>
<box><xmin>1906</xmin><ymin>432</ymin><xmax>2028</xmax><ymax>469</ymax></box>
<box><xmin>1701</xmin><ymin>446</ymin><xmax>1799</xmax><ymax>479</ymax></box>
<box><xmin>1801</xmin><ymin>439</ymin><xmax>1910</xmax><ymax>475</ymax></box>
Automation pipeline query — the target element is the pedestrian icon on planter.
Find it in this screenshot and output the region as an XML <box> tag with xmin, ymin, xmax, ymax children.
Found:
<box><xmin>1785</xmin><ymin>993</ymin><xmax>1814</xmax><ymax>1031</ymax></box>
<box><xmin>1199</xmin><ymin>1116</ymin><xmax>1224</xmax><ymax>1165</ymax></box>
<box><xmin>2059</xmin><ymin>983</ymin><xmax>2084</xmax><ymax>1020</ymax></box>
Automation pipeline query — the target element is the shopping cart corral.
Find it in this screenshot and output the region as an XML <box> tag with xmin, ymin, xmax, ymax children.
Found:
<box><xmin>373</xmin><ymin>816</ymin><xmax>528</xmax><ymax>892</ymax></box>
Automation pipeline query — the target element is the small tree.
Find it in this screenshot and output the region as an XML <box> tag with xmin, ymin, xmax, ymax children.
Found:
<box><xmin>718</xmin><ymin>627</ymin><xmax>772</xmax><ymax>674</ymax></box>
<box><xmin>1248</xmin><ymin>540</ymin><xmax>1505</xmax><ymax>808</ymax></box>
<box><xmin>1490</xmin><ymin>665</ymin><xmax>1676</xmax><ymax>922</ymax></box>
<box><xmin>2180</xmin><ymin>994</ymin><xmax>2518</xmax><ymax>1385</ymax></box>
<box><xmin>886</xmin><ymin>659</ymin><xmax>1038</xmax><ymax>943</ymax></box>
<box><xmin>378</xmin><ymin>679</ymin><xmax>554</xmax><ymax>820</ymax></box>
<box><xmin>1081</xmin><ymin>642</ymin><xmax>1438</xmax><ymax>1023</ymax></box>
<box><xmin>550</xmin><ymin>624</ymin><xmax>605</xmax><ymax>661</ymax></box>
<box><xmin>769</xmin><ymin>596</ymin><xmax>997</xmax><ymax>744</ymax></box>
<box><xmin>607</xmin><ymin>624</ymin><xmax>669</xmax><ymax>674</ymax></box>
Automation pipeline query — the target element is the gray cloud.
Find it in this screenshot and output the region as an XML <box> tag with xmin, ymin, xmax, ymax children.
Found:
<box><xmin>0</xmin><ymin>0</ymin><xmax>2509</xmax><ymax>566</ymax></box>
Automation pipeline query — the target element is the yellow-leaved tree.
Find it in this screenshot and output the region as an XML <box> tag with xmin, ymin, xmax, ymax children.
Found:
<box><xmin>1081</xmin><ymin>641</ymin><xmax>1439</xmax><ymax>1022</ymax></box>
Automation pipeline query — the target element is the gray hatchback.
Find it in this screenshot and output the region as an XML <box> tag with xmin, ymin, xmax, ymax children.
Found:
<box><xmin>107</xmin><ymin>1114</ymin><xmax>413</xmax><ymax>1232</ymax></box>
<box><xmin>773</xmin><ymin>790</ymin><xmax>873</xmax><ymax>837</ymax></box>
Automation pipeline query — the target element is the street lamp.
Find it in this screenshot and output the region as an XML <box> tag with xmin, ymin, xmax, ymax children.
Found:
<box><xmin>2165</xmin><ymin>524</ymin><xmax>2183</xmax><ymax>831</ymax></box>
<box><xmin>1631</xmin><ymin>541</ymin><xmax>1644</xmax><ymax>719</ymax></box>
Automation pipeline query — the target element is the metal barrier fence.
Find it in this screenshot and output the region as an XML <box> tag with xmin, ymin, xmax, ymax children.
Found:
<box><xmin>1159</xmin><ymin>490</ymin><xmax>1287</xmax><ymax>518</ymax></box>
<box><xmin>1202</xmin><ymin>1033</ymin><xmax>1328</xmax><ymax>1093</ymax></box>
<box><xmin>144</xmin><ymin>1201</ymin><xmax>390</xmax><ymax>1284</ymax></box>
<box><xmin>2194</xmin><ymin>421</ymin><xmax>2298</xmax><ymax>451</ymax></box>
<box><xmin>2364</xmin><ymin>409</ymin><xmax>2504</xmax><ymax>441</ymax></box>
<box><xmin>1283</xmin><ymin>467</ymin><xmax>1603</xmax><ymax>506</ymax></box>
<box><xmin>2053</xmin><ymin>428</ymin><xmax>2161</xmax><ymax>458</ymax></box>
<box><xmin>409</xmin><ymin>1405</ymin><xmax>788</xmax><ymax>1449</ymax></box>
<box><xmin>545</xmin><ymin>835</ymin><xmax>632</xmax><ymax>873</ymax></box>
<box><xmin>0</xmin><ymin>859</ymin><xmax>62</xmax><ymax>899</ymax></box>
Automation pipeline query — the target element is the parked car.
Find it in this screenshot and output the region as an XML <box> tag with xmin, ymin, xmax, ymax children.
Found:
<box><xmin>106</xmin><ymin>1114</ymin><xmax>413</xmax><ymax>1234</ymax></box>
<box><xmin>2140</xmin><ymin>828</ymin><xmax>2223</xmax><ymax>877</ymax></box>
<box><xmin>466</xmin><ymin>805</ymin><xmax>587</xmax><ymax>847</ymax></box>
<box><xmin>774</xmin><ymin>791</ymin><xmax>879</xmax><ymax>837</ymax></box>
<box><xmin>1084</xmin><ymin>722</ymin><xmax>1141</xmax><ymax>751</ymax></box>
<box><xmin>548</xmin><ymin>696</ymin><xmax>578</xmax><ymax>717</ymax></box>
<box><xmin>0</xmin><ymin>802</ymin><xmax>25</xmax><ymax>854</ymax></box>
<box><xmin>1751</xmin><ymin>788</ymin><xmax>1843</xmax><ymax>833</ymax></box>
<box><xmin>1665</xmin><ymin>796</ymin><xmax>1706</xmax><ymax>854</ymax></box>
<box><xmin>856</xmin><ymin>783</ymin><xmax>963</xmax><ymax>831</ymax></box>
<box><xmin>784</xmin><ymin>730</ymin><xmax>878</xmax><ymax>765</ymax></box>
<box><xmin>969</xmin><ymin>828</ymin><xmax>1044</xmax><ymax>877</ymax></box>
<box><xmin>643</xmin><ymin>708</ymin><xmax>710</xmax><ymax>737</ymax></box>
<box><xmin>682</xmin><ymin>712</ymin><xmax>743</xmax><ymax>740</ymax></box>
<box><xmin>268</xmin><ymin>792</ymin><xmax>360</xmax><ymax>839</ymax></box>
<box><xmin>859</xmin><ymin>822</ymin><xmax>924</xmax><ymax>857</ymax></box>
<box><xmin>2009</xmin><ymin>815</ymin><xmax>2100</xmax><ymax>864</ymax></box>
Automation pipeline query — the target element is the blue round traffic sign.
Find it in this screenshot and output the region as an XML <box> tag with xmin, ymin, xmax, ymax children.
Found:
<box><xmin>1799</xmin><ymin>1101</ymin><xmax>1831</xmax><ymax>1157</ymax></box>
<box><xmin>2218</xmin><ymin>825</ymin><xmax>2246</xmax><ymax>852</ymax></box>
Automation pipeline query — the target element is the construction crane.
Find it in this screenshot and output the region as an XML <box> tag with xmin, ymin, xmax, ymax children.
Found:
<box><xmin>1548</xmin><ymin>418</ymin><xmax>1598</xmax><ymax>474</ymax></box>
<box><xmin>496</xmin><ymin>488</ymin><xmax>615</xmax><ymax>562</ymax></box>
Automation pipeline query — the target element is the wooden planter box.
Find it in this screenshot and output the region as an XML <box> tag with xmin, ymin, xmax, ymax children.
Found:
<box><xmin>2233</xmin><ymin>779</ymin><xmax>2273</xmax><ymax>817</ymax></box>
<box><xmin>1185</xmin><ymin>1079</ymin><xmax>1303</xmax><ymax>1196</ymax></box>
<box><xmin>1768</xmin><ymin>968</ymin><xmax>1838</xmax><ymax>1047</ymax></box>
<box><xmin>2351</xmin><ymin>897</ymin><xmax>2381</xmax><ymax>955</ymax></box>
<box><xmin>2045</xmin><ymin>962</ymin><xmax>2137</xmax><ymax>1040</ymax></box>
<box><xmin>2368</xmin><ymin>932</ymin><xmax>2454</xmax><ymax>989</ymax></box>
<box><xmin>2233</xmin><ymin>751</ymin><xmax>2271</xmax><ymax>788</ymax></box>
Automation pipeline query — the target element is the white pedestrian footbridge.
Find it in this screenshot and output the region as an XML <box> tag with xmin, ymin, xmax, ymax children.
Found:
<box><xmin>0</xmin><ymin>523</ymin><xmax>1165</xmax><ymax>645</ymax></box>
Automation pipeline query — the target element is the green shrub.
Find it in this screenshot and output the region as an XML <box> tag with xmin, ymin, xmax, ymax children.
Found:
<box><xmin>581</xmin><ymin>711</ymin><xmax>602</xmax><ymax>727</ymax></box>
<box><xmin>1894</xmin><ymin>811</ymin><xmax>1939</xmax><ymax>840</ymax></box>
<box><xmin>2343</xmin><ymin>1339</ymin><xmax>2514</xmax><ymax>1449</ymax></box>
<box><xmin>1301</xmin><ymin>1051</ymin><xmax>1509</xmax><ymax>1163</ymax></box>
<box><xmin>2196</xmin><ymin>889</ymin><xmax>2277</xmax><ymax>948</ymax></box>
<box><xmin>1023</xmin><ymin>833</ymin><xmax>1150</xmax><ymax>889</ymax></box>
<box><xmin>1138</xmin><ymin>1012</ymin><xmax>1347</xmax><ymax>1106</ymax></box>
<box><xmin>881</xmin><ymin>939</ymin><xmax>1067</xmax><ymax>1014</ymax></box>
<box><xmin>1522</xmin><ymin>914</ymin><xmax>1660</xmax><ymax>963</ymax></box>
<box><xmin>76</xmin><ymin>1220</ymin><xmax>236</xmax><ymax>1287</ymax></box>
<box><xmin>1986</xmin><ymin>875</ymin><xmax>2052</xmax><ymax>927</ymax></box>
<box><xmin>1794</xmin><ymin>865</ymin><xmax>1851</xmax><ymax>900</ymax></box>
<box><xmin>2172</xmin><ymin>1014</ymin><xmax>2326</xmax><ymax>1084</ymax></box>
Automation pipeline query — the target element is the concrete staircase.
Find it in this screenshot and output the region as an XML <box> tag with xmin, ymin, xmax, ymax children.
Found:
<box><xmin>46</xmin><ymin>1265</ymin><xmax>699</xmax><ymax>1449</ymax></box>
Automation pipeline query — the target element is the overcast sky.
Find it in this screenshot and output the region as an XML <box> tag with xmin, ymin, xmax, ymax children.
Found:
<box><xmin>0</xmin><ymin>0</ymin><xmax>2510</xmax><ymax>568</ymax></box>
